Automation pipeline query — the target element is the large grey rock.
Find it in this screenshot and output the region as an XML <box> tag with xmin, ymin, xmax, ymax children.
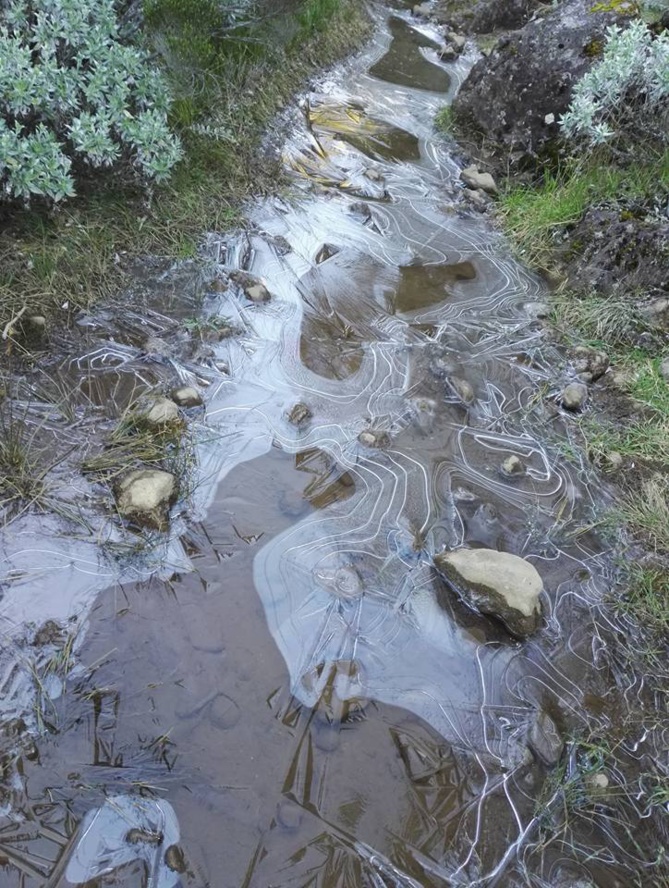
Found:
<box><xmin>434</xmin><ymin>548</ymin><xmax>543</xmax><ymax>637</ymax></box>
<box><xmin>115</xmin><ymin>469</ymin><xmax>176</xmax><ymax>531</ymax></box>
<box><xmin>435</xmin><ymin>0</ymin><xmax>542</xmax><ymax>34</ymax></box>
<box><xmin>452</xmin><ymin>0</ymin><xmax>628</xmax><ymax>171</ymax></box>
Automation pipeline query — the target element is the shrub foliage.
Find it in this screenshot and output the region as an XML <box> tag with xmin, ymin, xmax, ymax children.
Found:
<box><xmin>0</xmin><ymin>0</ymin><xmax>182</xmax><ymax>203</ymax></box>
<box><xmin>561</xmin><ymin>19</ymin><xmax>669</xmax><ymax>149</ymax></box>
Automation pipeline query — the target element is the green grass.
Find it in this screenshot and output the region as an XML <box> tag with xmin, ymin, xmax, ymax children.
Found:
<box><xmin>617</xmin><ymin>563</ymin><xmax>669</xmax><ymax>640</ymax></box>
<box><xmin>0</xmin><ymin>0</ymin><xmax>371</xmax><ymax>330</ymax></box>
<box><xmin>499</xmin><ymin>149</ymin><xmax>669</xmax><ymax>268</ymax></box>
<box><xmin>435</xmin><ymin>105</ymin><xmax>455</xmax><ymax>135</ymax></box>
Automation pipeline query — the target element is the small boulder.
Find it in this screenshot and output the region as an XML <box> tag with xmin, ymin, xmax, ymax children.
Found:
<box><xmin>170</xmin><ymin>386</ymin><xmax>203</xmax><ymax>408</ymax></box>
<box><xmin>460</xmin><ymin>165</ymin><xmax>498</xmax><ymax>195</ymax></box>
<box><xmin>287</xmin><ymin>402</ymin><xmax>312</xmax><ymax>426</ymax></box>
<box><xmin>115</xmin><ymin>469</ymin><xmax>176</xmax><ymax>531</ymax></box>
<box><xmin>528</xmin><ymin>710</ymin><xmax>564</xmax><ymax>766</ymax></box>
<box><xmin>501</xmin><ymin>454</ymin><xmax>525</xmax><ymax>478</ymax></box>
<box><xmin>140</xmin><ymin>397</ymin><xmax>180</xmax><ymax>428</ymax></box>
<box><xmin>660</xmin><ymin>357</ymin><xmax>669</xmax><ymax>381</ymax></box>
<box><xmin>434</xmin><ymin>548</ymin><xmax>543</xmax><ymax>638</ymax></box>
<box><xmin>560</xmin><ymin>382</ymin><xmax>588</xmax><ymax>412</ymax></box>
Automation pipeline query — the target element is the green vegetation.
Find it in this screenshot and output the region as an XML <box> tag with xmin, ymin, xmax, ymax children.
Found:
<box><xmin>499</xmin><ymin>148</ymin><xmax>669</xmax><ymax>267</ymax></box>
<box><xmin>0</xmin><ymin>0</ymin><xmax>371</xmax><ymax>328</ymax></box>
<box><xmin>435</xmin><ymin>105</ymin><xmax>455</xmax><ymax>134</ymax></box>
<box><xmin>0</xmin><ymin>0</ymin><xmax>181</xmax><ymax>203</ymax></box>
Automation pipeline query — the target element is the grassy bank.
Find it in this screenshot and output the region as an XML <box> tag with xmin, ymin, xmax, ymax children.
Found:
<box><xmin>497</xmin><ymin>151</ymin><xmax>669</xmax><ymax>663</ymax></box>
<box><xmin>0</xmin><ymin>0</ymin><xmax>372</xmax><ymax>330</ymax></box>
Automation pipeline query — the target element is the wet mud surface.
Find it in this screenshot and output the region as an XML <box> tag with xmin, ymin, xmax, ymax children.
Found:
<box><xmin>0</xmin><ymin>5</ymin><xmax>667</xmax><ymax>887</ymax></box>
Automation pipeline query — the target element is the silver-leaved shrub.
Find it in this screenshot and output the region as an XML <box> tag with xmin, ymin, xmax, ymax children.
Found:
<box><xmin>0</xmin><ymin>0</ymin><xmax>182</xmax><ymax>203</ymax></box>
<box><xmin>561</xmin><ymin>19</ymin><xmax>669</xmax><ymax>147</ymax></box>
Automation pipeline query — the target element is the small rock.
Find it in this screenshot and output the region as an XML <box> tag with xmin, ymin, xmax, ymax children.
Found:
<box><xmin>33</xmin><ymin>620</ymin><xmax>64</xmax><ymax>647</ymax></box>
<box><xmin>585</xmin><ymin>772</ymin><xmax>609</xmax><ymax>792</ymax></box>
<box><xmin>246</xmin><ymin>283</ymin><xmax>271</xmax><ymax>303</ymax></box>
<box><xmin>604</xmin><ymin>451</ymin><xmax>623</xmax><ymax>472</ymax></box>
<box><xmin>349</xmin><ymin>201</ymin><xmax>372</xmax><ymax>221</ymax></box>
<box><xmin>572</xmin><ymin>346</ymin><xmax>609</xmax><ymax>382</ymax></box>
<box><xmin>142</xmin><ymin>397</ymin><xmax>181</xmax><ymax>428</ymax></box>
<box><xmin>439</xmin><ymin>45</ymin><xmax>458</xmax><ymax>62</ymax></box>
<box><xmin>287</xmin><ymin>402</ymin><xmax>312</xmax><ymax>426</ymax></box>
<box><xmin>528</xmin><ymin>710</ymin><xmax>563</xmax><ymax>766</ymax></box>
<box><xmin>525</xmin><ymin>301</ymin><xmax>550</xmax><ymax>319</ymax></box>
<box><xmin>447</xmin><ymin>32</ymin><xmax>466</xmax><ymax>52</ymax></box>
<box><xmin>464</xmin><ymin>188</ymin><xmax>489</xmax><ymax>210</ymax></box>
<box><xmin>660</xmin><ymin>357</ymin><xmax>669</xmax><ymax>381</ymax></box>
<box><xmin>358</xmin><ymin>429</ymin><xmax>390</xmax><ymax>449</ymax></box>
<box><xmin>501</xmin><ymin>455</ymin><xmax>525</xmax><ymax>478</ymax></box>
<box><xmin>170</xmin><ymin>386</ymin><xmax>203</xmax><ymax>408</ymax></box>
<box><xmin>434</xmin><ymin>548</ymin><xmax>543</xmax><ymax>638</ymax></box>
<box><xmin>164</xmin><ymin>845</ymin><xmax>187</xmax><ymax>874</ymax></box>
<box><xmin>115</xmin><ymin>469</ymin><xmax>176</xmax><ymax>531</ymax></box>
<box><xmin>364</xmin><ymin>168</ymin><xmax>383</xmax><ymax>182</ymax></box>
<box><xmin>315</xmin><ymin>244</ymin><xmax>338</xmax><ymax>264</ymax></box>
<box><xmin>27</xmin><ymin>315</ymin><xmax>47</xmax><ymax>332</ymax></box>
<box><xmin>413</xmin><ymin>2</ymin><xmax>431</xmax><ymax>17</ymax></box>
<box><xmin>560</xmin><ymin>382</ymin><xmax>588</xmax><ymax>412</ymax></box>
<box><xmin>449</xmin><ymin>376</ymin><xmax>475</xmax><ymax>405</ymax></box>
<box><xmin>460</xmin><ymin>165</ymin><xmax>498</xmax><ymax>196</ymax></box>
<box><xmin>636</xmin><ymin>331</ymin><xmax>654</xmax><ymax>350</ymax></box>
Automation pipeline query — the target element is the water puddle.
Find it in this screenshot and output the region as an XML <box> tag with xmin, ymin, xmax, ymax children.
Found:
<box><xmin>0</xmin><ymin>7</ymin><xmax>665</xmax><ymax>887</ymax></box>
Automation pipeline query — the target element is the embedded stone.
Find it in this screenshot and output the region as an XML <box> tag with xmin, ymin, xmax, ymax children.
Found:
<box><xmin>434</xmin><ymin>548</ymin><xmax>543</xmax><ymax>638</ymax></box>
<box><xmin>115</xmin><ymin>469</ymin><xmax>176</xmax><ymax>531</ymax></box>
<box><xmin>246</xmin><ymin>283</ymin><xmax>271</xmax><ymax>303</ymax></box>
<box><xmin>501</xmin><ymin>455</ymin><xmax>525</xmax><ymax>478</ymax></box>
<box><xmin>460</xmin><ymin>165</ymin><xmax>498</xmax><ymax>195</ymax></box>
<box><xmin>170</xmin><ymin>386</ymin><xmax>203</xmax><ymax>408</ymax></box>
<box><xmin>560</xmin><ymin>382</ymin><xmax>588</xmax><ymax>411</ymax></box>
<box><xmin>528</xmin><ymin>710</ymin><xmax>564</xmax><ymax>766</ymax></box>
<box><xmin>287</xmin><ymin>402</ymin><xmax>312</xmax><ymax>426</ymax></box>
<box><xmin>358</xmin><ymin>429</ymin><xmax>390</xmax><ymax>448</ymax></box>
<box><xmin>142</xmin><ymin>397</ymin><xmax>180</xmax><ymax>428</ymax></box>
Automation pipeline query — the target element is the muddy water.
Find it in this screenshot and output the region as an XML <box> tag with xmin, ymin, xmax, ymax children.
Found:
<box><xmin>0</xmin><ymin>6</ymin><xmax>666</xmax><ymax>888</ymax></box>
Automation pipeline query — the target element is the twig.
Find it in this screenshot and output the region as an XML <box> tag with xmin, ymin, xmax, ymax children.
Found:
<box><xmin>2</xmin><ymin>304</ymin><xmax>27</xmax><ymax>340</ymax></box>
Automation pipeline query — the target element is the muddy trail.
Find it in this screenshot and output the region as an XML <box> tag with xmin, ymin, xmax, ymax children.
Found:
<box><xmin>0</xmin><ymin>3</ymin><xmax>666</xmax><ymax>887</ymax></box>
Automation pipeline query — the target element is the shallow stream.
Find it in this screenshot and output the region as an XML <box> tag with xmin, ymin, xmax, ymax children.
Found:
<box><xmin>0</xmin><ymin>4</ymin><xmax>666</xmax><ymax>886</ymax></box>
